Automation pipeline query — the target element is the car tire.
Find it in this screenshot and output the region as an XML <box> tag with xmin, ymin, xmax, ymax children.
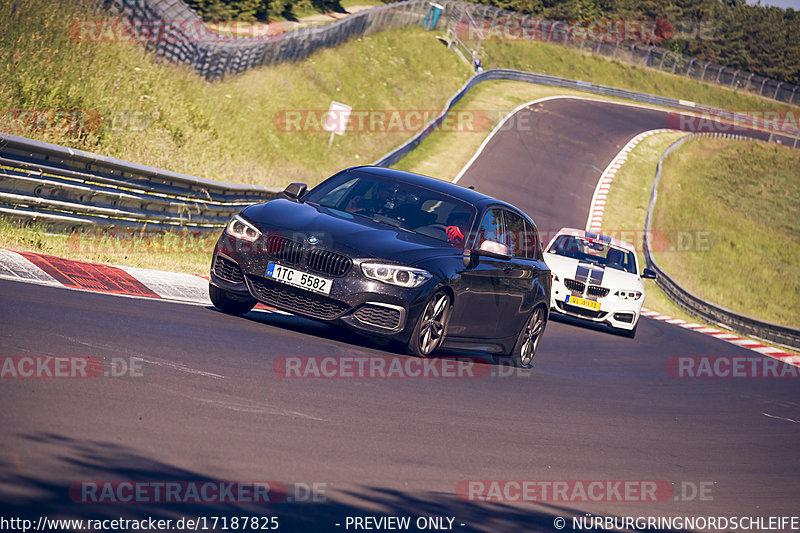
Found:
<box><xmin>509</xmin><ymin>305</ymin><xmax>547</xmax><ymax>368</ymax></box>
<box><xmin>407</xmin><ymin>290</ymin><xmax>452</xmax><ymax>357</ymax></box>
<box><xmin>619</xmin><ymin>324</ymin><xmax>637</xmax><ymax>338</ymax></box>
<box><xmin>209</xmin><ymin>283</ymin><xmax>257</xmax><ymax>316</ymax></box>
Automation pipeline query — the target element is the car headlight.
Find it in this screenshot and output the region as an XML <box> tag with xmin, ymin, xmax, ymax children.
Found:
<box><xmin>226</xmin><ymin>215</ymin><xmax>261</xmax><ymax>242</ymax></box>
<box><xmin>361</xmin><ymin>263</ymin><xmax>432</xmax><ymax>288</ymax></box>
<box><xmin>615</xmin><ymin>290</ymin><xmax>642</xmax><ymax>300</ymax></box>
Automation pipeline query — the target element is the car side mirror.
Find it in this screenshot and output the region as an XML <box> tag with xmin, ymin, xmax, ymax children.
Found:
<box><xmin>474</xmin><ymin>240</ymin><xmax>512</xmax><ymax>261</ymax></box>
<box><xmin>284</xmin><ymin>182</ymin><xmax>307</xmax><ymax>200</ymax></box>
<box><xmin>642</xmin><ymin>268</ymin><xmax>657</xmax><ymax>279</ymax></box>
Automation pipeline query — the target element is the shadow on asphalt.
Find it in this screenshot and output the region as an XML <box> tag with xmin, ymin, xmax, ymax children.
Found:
<box><xmin>548</xmin><ymin>313</ymin><xmax>638</xmax><ymax>339</ymax></box>
<box><xmin>0</xmin><ymin>433</ymin><xmax>693</xmax><ymax>533</ymax></box>
<box><xmin>225</xmin><ymin>306</ymin><xmax>513</xmax><ymax>365</ymax></box>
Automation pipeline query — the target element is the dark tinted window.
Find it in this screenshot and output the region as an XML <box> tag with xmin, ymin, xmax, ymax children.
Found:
<box><xmin>477</xmin><ymin>208</ymin><xmax>506</xmax><ymax>247</ymax></box>
<box><xmin>523</xmin><ymin>220</ymin><xmax>539</xmax><ymax>259</ymax></box>
<box><xmin>504</xmin><ymin>210</ymin><xmax>528</xmax><ymax>258</ymax></box>
<box><xmin>304</xmin><ymin>171</ymin><xmax>476</xmax><ymax>243</ymax></box>
<box><xmin>547</xmin><ymin>234</ymin><xmax>636</xmax><ymax>273</ymax></box>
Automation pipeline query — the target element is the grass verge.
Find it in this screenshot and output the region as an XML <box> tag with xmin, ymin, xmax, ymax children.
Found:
<box><xmin>653</xmin><ymin>138</ymin><xmax>800</xmax><ymax>328</ymax></box>
<box><xmin>601</xmin><ymin>132</ymin><xmax>799</xmax><ymax>353</ymax></box>
<box><xmin>598</xmin><ymin>131</ymin><xmax>693</xmax><ymax>319</ymax></box>
<box><xmin>0</xmin><ymin>220</ymin><xmax>214</xmax><ymax>276</ymax></box>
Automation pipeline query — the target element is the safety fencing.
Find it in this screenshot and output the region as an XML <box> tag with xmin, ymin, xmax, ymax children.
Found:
<box><xmin>437</xmin><ymin>2</ymin><xmax>800</xmax><ymax>106</ymax></box>
<box><xmin>103</xmin><ymin>0</ymin><xmax>430</xmax><ymax>80</ymax></box>
<box><xmin>643</xmin><ymin>134</ymin><xmax>800</xmax><ymax>350</ymax></box>
<box><xmin>103</xmin><ymin>0</ymin><xmax>800</xmax><ymax>105</ymax></box>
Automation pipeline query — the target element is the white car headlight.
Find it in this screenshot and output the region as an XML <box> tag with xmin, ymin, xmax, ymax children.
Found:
<box><xmin>361</xmin><ymin>263</ymin><xmax>432</xmax><ymax>288</ymax></box>
<box><xmin>615</xmin><ymin>290</ymin><xmax>642</xmax><ymax>300</ymax></box>
<box><xmin>226</xmin><ymin>215</ymin><xmax>261</xmax><ymax>242</ymax></box>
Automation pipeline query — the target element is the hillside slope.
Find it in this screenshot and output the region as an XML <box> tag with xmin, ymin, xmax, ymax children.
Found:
<box><xmin>1</xmin><ymin>0</ymin><xmax>795</xmax><ymax>188</ymax></box>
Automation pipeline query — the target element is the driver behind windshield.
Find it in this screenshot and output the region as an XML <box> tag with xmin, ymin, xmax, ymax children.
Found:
<box><xmin>346</xmin><ymin>183</ymin><xmax>393</xmax><ymax>216</ymax></box>
<box><xmin>446</xmin><ymin>210</ymin><xmax>471</xmax><ymax>248</ymax></box>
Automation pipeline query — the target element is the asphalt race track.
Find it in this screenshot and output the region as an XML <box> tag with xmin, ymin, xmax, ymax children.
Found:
<box><xmin>1</xmin><ymin>98</ymin><xmax>798</xmax><ymax>532</ymax></box>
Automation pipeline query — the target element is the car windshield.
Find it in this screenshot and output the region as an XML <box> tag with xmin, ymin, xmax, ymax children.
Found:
<box><xmin>547</xmin><ymin>234</ymin><xmax>637</xmax><ymax>274</ymax></box>
<box><xmin>303</xmin><ymin>171</ymin><xmax>477</xmax><ymax>244</ymax></box>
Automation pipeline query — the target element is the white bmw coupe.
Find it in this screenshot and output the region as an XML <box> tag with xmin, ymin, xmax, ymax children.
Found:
<box><xmin>543</xmin><ymin>228</ymin><xmax>656</xmax><ymax>337</ymax></box>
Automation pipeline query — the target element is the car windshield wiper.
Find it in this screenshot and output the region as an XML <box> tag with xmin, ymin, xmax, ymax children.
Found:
<box><xmin>363</xmin><ymin>213</ymin><xmax>418</xmax><ymax>234</ymax></box>
<box><xmin>312</xmin><ymin>202</ymin><xmax>416</xmax><ymax>234</ymax></box>
<box><xmin>373</xmin><ymin>215</ymin><xmax>402</xmax><ymax>228</ymax></box>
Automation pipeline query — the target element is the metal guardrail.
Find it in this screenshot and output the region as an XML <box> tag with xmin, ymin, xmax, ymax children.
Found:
<box><xmin>374</xmin><ymin>68</ymin><xmax>800</xmax><ymax>167</ymax></box>
<box><xmin>643</xmin><ymin>134</ymin><xmax>800</xmax><ymax>350</ymax></box>
<box><xmin>0</xmin><ymin>132</ymin><xmax>280</xmax><ymax>232</ymax></box>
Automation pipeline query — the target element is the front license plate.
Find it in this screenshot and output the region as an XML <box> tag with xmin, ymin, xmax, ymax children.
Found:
<box><xmin>565</xmin><ymin>294</ymin><xmax>601</xmax><ymax>310</ymax></box>
<box><xmin>266</xmin><ymin>262</ymin><xmax>332</xmax><ymax>295</ymax></box>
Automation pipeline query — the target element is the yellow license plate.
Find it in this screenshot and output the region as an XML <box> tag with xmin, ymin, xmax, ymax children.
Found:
<box><xmin>565</xmin><ymin>294</ymin><xmax>601</xmax><ymax>310</ymax></box>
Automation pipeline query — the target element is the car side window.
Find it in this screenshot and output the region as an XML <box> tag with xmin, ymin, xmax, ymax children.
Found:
<box><xmin>524</xmin><ymin>220</ymin><xmax>540</xmax><ymax>259</ymax></box>
<box><xmin>504</xmin><ymin>210</ymin><xmax>528</xmax><ymax>258</ymax></box>
<box><xmin>477</xmin><ymin>208</ymin><xmax>506</xmax><ymax>248</ymax></box>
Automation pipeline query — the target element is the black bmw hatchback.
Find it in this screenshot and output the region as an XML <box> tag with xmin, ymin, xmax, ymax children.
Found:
<box><xmin>209</xmin><ymin>166</ymin><xmax>551</xmax><ymax>367</ymax></box>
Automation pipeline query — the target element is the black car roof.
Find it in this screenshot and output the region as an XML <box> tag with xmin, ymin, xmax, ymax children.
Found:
<box><xmin>342</xmin><ymin>166</ymin><xmax>498</xmax><ymax>206</ymax></box>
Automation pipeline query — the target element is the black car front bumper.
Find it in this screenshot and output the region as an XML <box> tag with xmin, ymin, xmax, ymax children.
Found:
<box><xmin>209</xmin><ymin>234</ymin><xmax>437</xmax><ymax>341</ymax></box>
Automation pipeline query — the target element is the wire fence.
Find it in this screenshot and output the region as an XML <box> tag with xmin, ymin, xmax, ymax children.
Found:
<box><xmin>438</xmin><ymin>2</ymin><xmax>800</xmax><ymax>106</ymax></box>
<box><xmin>103</xmin><ymin>0</ymin><xmax>430</xmax><ymax>80</ymax></box>
<box><xmin>103</xmin><ymin>0</ymin><xmax>799</xmax><ymax>105</ymax></box>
